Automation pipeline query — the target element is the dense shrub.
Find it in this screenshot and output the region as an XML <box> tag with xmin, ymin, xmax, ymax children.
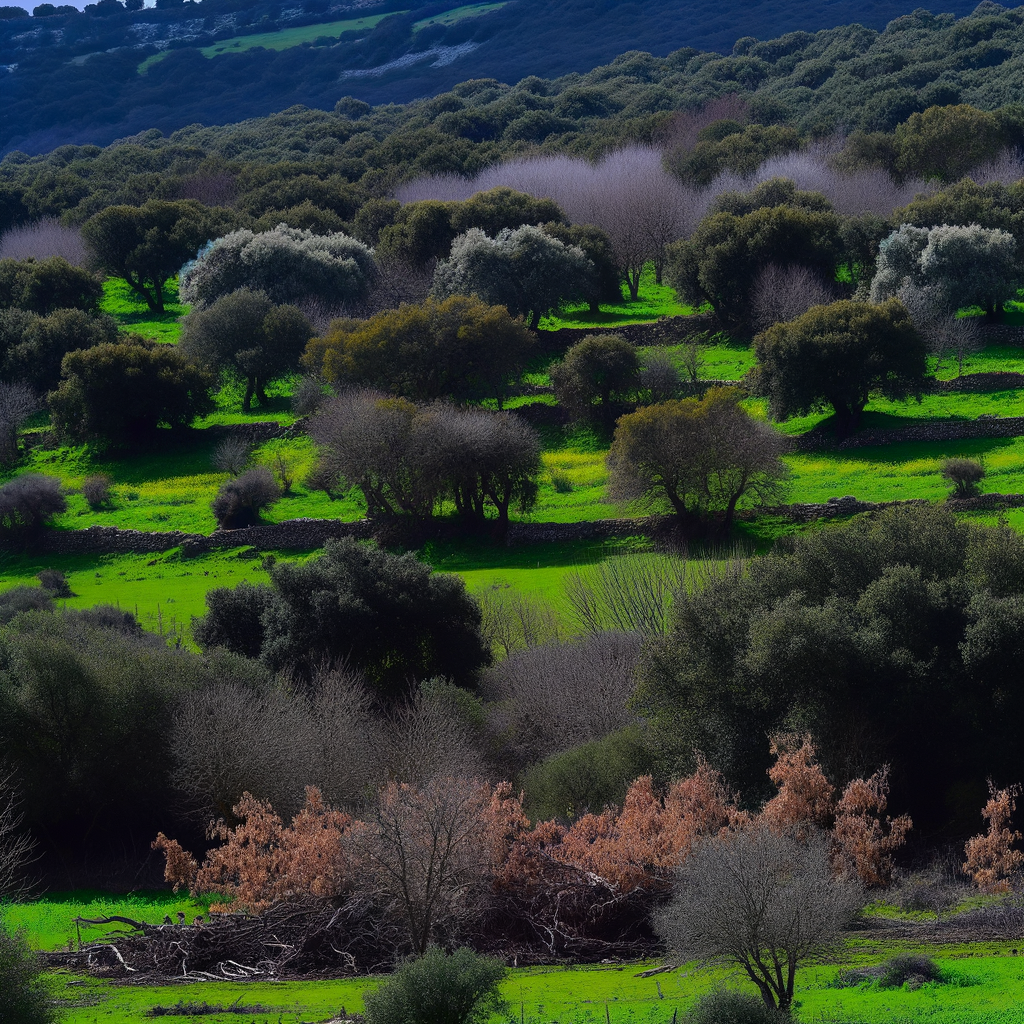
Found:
<box><xmin>0</xmin><ymin>585</ymin><xmax>53</xmax><ymax>625</ymax></box>
<box><xmin>210</xmin><ymin>466</ymin><xmax>281</xmax><ymax>528</ymax></box>
<box><xmin>0</xmin><ymin>474</ymin><xmax>66</xmax><ymax>539</ymax></box>
<box><xmin>0</xmin><ymin>923</ymin><xmax>57</xmax><ymax>1024</ymax></box>
<box><xmin>550</xmin><ymin>334</ymin><xmax>638</xmax><ymax>425</ymax></box>
<box><xmin>431</xmin><ymin>224</ymin><xmax>594</xmax><ymax>327</ymax></box>
<box><xmin>666</xmin><ymin>197</ymin><xmax>844</xmax><ymax>335</ymax></box>
<box><xmin>635</xmin><ymin>504</ymin><xmax>1024</xmax><ymax>832</ymax></box>
<box><xmin>179</xmin><ymin>224</ymin><xmax>375</xmax><ymax>308</ymax></box>
<box><xmin>0</xmin><ymin>306</ymin><xmax>118</xmax><ymax>394</ymax></box>
<box><xmin>305</xmin><ymin>295</ymin><xmax>534</xmax><ymax>405</ymax></box>
<box><xmin>193</xmin><ymin>537</ymin><xmax>490</xmax><ymax>696</ymax></box>
<box><xmin>0</xmin><ymin>607</ymin><xmax>266</xmax><ymax>855</ymax></box>
<box><xmin>180</xmin><ymin>289</ymin><xmax>312</xmax><ymax>411</ymax></box>
<box><xmin>363</xmin><ymin>948</ymin><xmax>507</xmax><ymax>1024</ymax></box>
<box><xmin>49</xmin><ymin>338</ymin><xmax>215</xmax><ymax>443</ymax></box>
<box><xmin>940</xmin><ymin>457</ymin><xmax>985</xmax><ymax>498</ymax></box>
<box><xmin>36</xmin><ymin>569</ymin><xmax>71</xmax><ymax>597</ymax></box>
<box><xmin>683</xmin><ymin>990</ymin><xmax>787</xmax><ymax>1024</ymax></box>
<box><xmin>80</xmin><ymin>473</ymin><xmax>112</xmax><ymax>508</ymax></box>
<box><xmin>0</xmin><ymin>255</ymin><xmax>101</xmax><ymax>314</ymax></box>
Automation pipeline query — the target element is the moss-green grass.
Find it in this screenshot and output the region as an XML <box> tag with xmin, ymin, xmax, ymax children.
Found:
<box><xmin>412</xmin><ymin>2</ymin><xmax>509</xmax><ymax>31</ymax></box>
<box><xmin>40</xmin><ymin>943</ymin><xmax>1024</xmax><ymax>1024</ymax></box>
<box><xmin>99</xmin><ymin>277</ymin><xmax>187</xmax><ymax>344</ymax></box>
<box><xmin>2</xmin><ymin>891</ymin><xmax>212</xmax><ymax>952</ymax></box>
<box><xmin>540</xmin><ymin>266</ymin><xmax>694</xmax><ymax>330</ymax></box>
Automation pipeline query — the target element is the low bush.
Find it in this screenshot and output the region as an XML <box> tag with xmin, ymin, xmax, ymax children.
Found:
<box><xmin>836</xmin><ymin>953</ymin><xmax>944</xmax><ymax>989</ymax></box>
<box><xmin>0</xmin><ymin>922</ymin><xmax>57</xmax><ymax>1024</ymax></box>
<box><xmin>0</xmin><ymin>585</ymin><xmax>54</xmax><ymax>625</ymax></box>
<box><xmin>291</xmin><ymin>375</ymin><xmax>327</xmax><ymax>416</ymax></box>
<box><xmin>941</xmin><ymin>457</ymin><xmax>986</xmax><ymax>498</ymax></box>
<box><xmin>684</xmin><ymin>989</ymin><xmax>786</xmax><ymax>1024</ymax></box>
<box><xmin>80</xmin><ymin>472</ymin><xmax>112</xmax><ymax>508</ymax></box>
<box><xmin>211</xmin><ymin>467</ymin><xmax>280</xmax><ymax>528</ymax></box>
<box><xmin>363</xmin><ymin>947</ymin><xmax>507</xmax><ymax>1024</ymax></box>
<box><xmin>0</xmin><ymin>473</ymin><xmax>66</xmax><ymax>539</ymax></box>
<box><xmin>36</xmin><ymin>569</ymin><xmax>72</xmax><ymax>597</ymax></box>
<box><xmin>211</xmin><ymin>437</ymin><xmax>251</xmax><ymax>477</ymax></box>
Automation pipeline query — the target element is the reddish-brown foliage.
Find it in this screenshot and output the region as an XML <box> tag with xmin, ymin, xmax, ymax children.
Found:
<box><xmin>540</xmin><ymin>761</ymin><xmax>744</xmax><ymax>892</ymax></box>
<box><xmin>153</xmin><ymin>786</ymin><xmax>358</xmax><ymax>913</ymax></box>
<box><xmin>761</xmin><ymin>734</ymin><xmax>835</xmax><ymax>832</ymax></box>
<box><xmin>831</xmin><ymin>768</ymin><xmax>911</xmax><ymax>886</ymax></box>
<box><xmin>964</xmin><ymin>782</ymin><xmax>1024</xmax><ymax>892</ymax></box>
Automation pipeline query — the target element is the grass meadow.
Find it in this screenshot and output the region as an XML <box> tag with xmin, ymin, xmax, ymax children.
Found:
<box><xmin>540</xmin><ymin>267</ymin><xmax>694</xmax><ymax>330</ymax></box>
<box><xmin>26</xmin><ymin>942</ymin><xmax>1024</xmax><ymax>1024</ymax></box>
<box><xmin>100</xmin><ymin>277</ymin><xmax>187</xmax><ymax>344</ymax></box>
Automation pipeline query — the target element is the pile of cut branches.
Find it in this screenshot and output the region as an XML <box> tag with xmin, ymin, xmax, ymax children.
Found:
<box><xmin>42</xmin><ymin>894</ymin><xmax>400</xmax><ymax>980</ymax></box>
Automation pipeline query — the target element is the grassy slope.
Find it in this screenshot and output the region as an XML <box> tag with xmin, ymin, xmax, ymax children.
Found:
<box><xmin>38</xmin><ymin>944</ymin><xmax>1024</xmax><ymax>1024</ymax></box>
<box><xmin>100</xmin><ymin>277</ymin><xmax>187</xmax><ymax>344</ymax></box>
<box><xmin>138</xmin><ymin>4</ymin><xmax>508</xmax><ymax>74</ymax></box>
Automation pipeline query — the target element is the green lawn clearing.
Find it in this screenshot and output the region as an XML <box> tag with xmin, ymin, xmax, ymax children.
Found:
<box><xmin>99</xmin><ymin>277</ymin><xmax>188</xmax><ymax>344</ymax></box>
<box><xmin>412</xmin><ymin>2</ymin><xmax>509</xmax><ymax>31</ymax></box>
<box><xmin>2</xmin><ymin>891</ymin><xmax>213</xmax><ymax>952</ymax></box>
<box><xmin>39</xmin><ymin>942</ymin><xmax>1024</xmax><ymax>1024</ymax></box>
<box><xmin>540</xmin><ymin>266</ymin><xmax>695</xmax><ymax>330</ymax></box>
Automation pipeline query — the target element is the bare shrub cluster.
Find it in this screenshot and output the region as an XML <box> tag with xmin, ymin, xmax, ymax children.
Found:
<box><xmin>750</xmin><ymin>263</ymin><xmax>837</xmax><ymax>333</ymax></box>
<box><xmin>0</xmin><ymin>218</ymin><xmax>89</xmax><ymax>265</ymax></box>
<box><xmin>483</xmin><ymin>631</ymin><xmax>642</xmax><ymax>765</ymax></box>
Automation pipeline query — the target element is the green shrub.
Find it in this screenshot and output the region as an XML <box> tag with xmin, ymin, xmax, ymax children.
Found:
<box><xmin>524</xmin><ymin>726</ymin><xmax>652</xmax><ymax>821</ymax></box>
<box><xmin>0</xmin><ymin>922</ymin><xmax>57</xmax><ymax>1024</ymax></box>
<box><xmin>941</xmin><ymin>457</ymin><xmax>985</xmax><ymax>498</ymax></box>
<box><xmin>363</xmin><ymin>947</ymin><xmax>506</xmax><ymax>1024</ymax></box>
<box><xmin>684</xmin><ymin>989</ymin><xmax>786</xmax><ymax>1024</ymax></box>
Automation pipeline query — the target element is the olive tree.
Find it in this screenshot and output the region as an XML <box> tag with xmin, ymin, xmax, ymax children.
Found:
<box><xmin>432</xmin><ymin>225</ymin><xmax>594</xmax><ymax>327</ymax></box>
<box><xmin>0</xmin><ymin>382</ymin><xmax>37</xmax><ymax>468</ymax></box>
<box><xmin>871</xmin><ymin>222</ymin><xmax>1021</xmax><ymax>321</ymax></box>
<box><xmin>753</xmin><ymin>299</ymin><xmax>927</xmax><ymax>438</ymax></box>
<box><xmin>82</xmin><ymin>200</ymin><xmax>232</xmax><ymax>312</ymax></box>
<box><xmin>179</xmin><ymin>223</ymin><xmax>375</xmax><ymax>308</ymax></box>
<box><xmin>655</xmin><ymin>827</ymin><xmax>863</xmax><ymax>1014</ymax></box>
<box><xmin>607</xmin><ymin>388</ymin><xmax>789</xmax><ymax>531</ymax></box>
<box><xmin>179</xmin><ymin>289</ymin><xmax>312</xmax><ymax>411</ymax></box>
<box><xmin>549</xmin><ymin>333</ymin><xmax>639</xmax><ymax>425</ymax></box>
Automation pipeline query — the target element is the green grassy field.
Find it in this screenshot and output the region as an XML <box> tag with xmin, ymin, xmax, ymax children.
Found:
<box><xmin>138</xmin><ymin>3</ymin><xmax>508</xmax><ymax>74</ymax></box>
<box><xmin>2</xmin><ymin>891</ymin><xmax>213</xmax><ymax>952</ymax></box>
<box><xmin>32</xmin><ymin>943</ymin><xmax>1024</xmax><ymax>1024</ymax></box>
<box><xmin>540</xmin><ymin>267</ymin><xmax>695</xmax><ymax>330</ymax></box>
<box><xmin>99</xmin><ymin>277</ymin><xmax>188</xmax><ymax>344</ymax></box>
<box><xmin>412</xmin><ymin>2</ymin><xmax>509</xmax><ymax>31</ymax></box>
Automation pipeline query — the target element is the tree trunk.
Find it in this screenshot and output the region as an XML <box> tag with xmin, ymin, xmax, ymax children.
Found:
<box><xmin>256</xmin><ymin>378</ymin><xmax>269</xmax><ymax>406</ymax></box>
<box><xmin>152</xmin><ymin>278</ymin><xmax>165</xmax><ymax>313</ymax></box>
<box><xmin>627</xmin><ymin>271</ymin><xmax>641</xmax><ymax>301</ymax></box>
<box><xmin>242</xmin><ymin>378</ymin><xmax>255</xmax><ymax>413</ymax></box>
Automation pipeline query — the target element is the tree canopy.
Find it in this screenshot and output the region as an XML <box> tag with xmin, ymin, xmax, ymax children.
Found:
<box><xmin>432</xmin><ymin>225</ymin><xmax>594</xmax><ymax>328</ymax></box>
<box><xmin>304</xmin><ymin>295</ymin><xmax>534</xmax><ymax>404</ymax></box>
<box><xmin>753</xmin><ymin>298</ymin><xmax>926</xmax><ymax>437</ymax></box>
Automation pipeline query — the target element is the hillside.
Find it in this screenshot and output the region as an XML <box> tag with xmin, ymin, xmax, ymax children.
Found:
<box><xmin>0</xmin><ymin>0</ymin><xmax>989</xmax><ymax>153</ymax></box>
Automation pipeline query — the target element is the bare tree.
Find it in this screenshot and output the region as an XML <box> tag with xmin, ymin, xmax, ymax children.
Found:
<box><xmin>0</xmin><ymin>769</ymin><xmax>36</xmax><ymax>899</ymax></box>
<box><xmin>171</xmin><ymin>668</ymin><xmax>384</xmax><ymax>821</ymax></box>
<box><xmin>751</xmin><ymin>264</ymin><xmax>836</xmax><ymax>333</ymax></box>
<box><xmin>359</xmin><ymin>776</ymin><xmax>495</xmax><ymax>952</ymax></box>
<box><xmin>898</xmin><ymin>283</ymin><xmax>983</xmax><ymax>376</ymax></box>
<box><xmin>477</xmin><ymin>586</ymin><xmax>560</xmax><ymax>658</ymax></box>
<box><xmin>655</xmin><ymin>827</ymin><xmax>863</xmax><ymax>1013</ymax></box>
<box><xmin>0</xmin><ymin>382</ymin><xmax>38</xmax><ymax>468</ymax></box>
<box><xmin>564</xmin><ymin>551</ymin><xmax>688</xmax><ymax>636</ymax></box>
<box><xmin>640</xmin><ymin>348</ymin><xmax>683</xmax><ymax>404</ymax></box>
<box><xmin>482</xmin><ymin>631</ymin><xmax>641</xmax><ymax>764</ymax></box>
<box><xmin>0</xmin><ymin>217</ymin><xmax>89</xmax><ymax>265</ymax></box>
<box><xmin>211</xmin><ymin>436</ymin><xmax>251</xmax><ymax>477</ymax></box>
